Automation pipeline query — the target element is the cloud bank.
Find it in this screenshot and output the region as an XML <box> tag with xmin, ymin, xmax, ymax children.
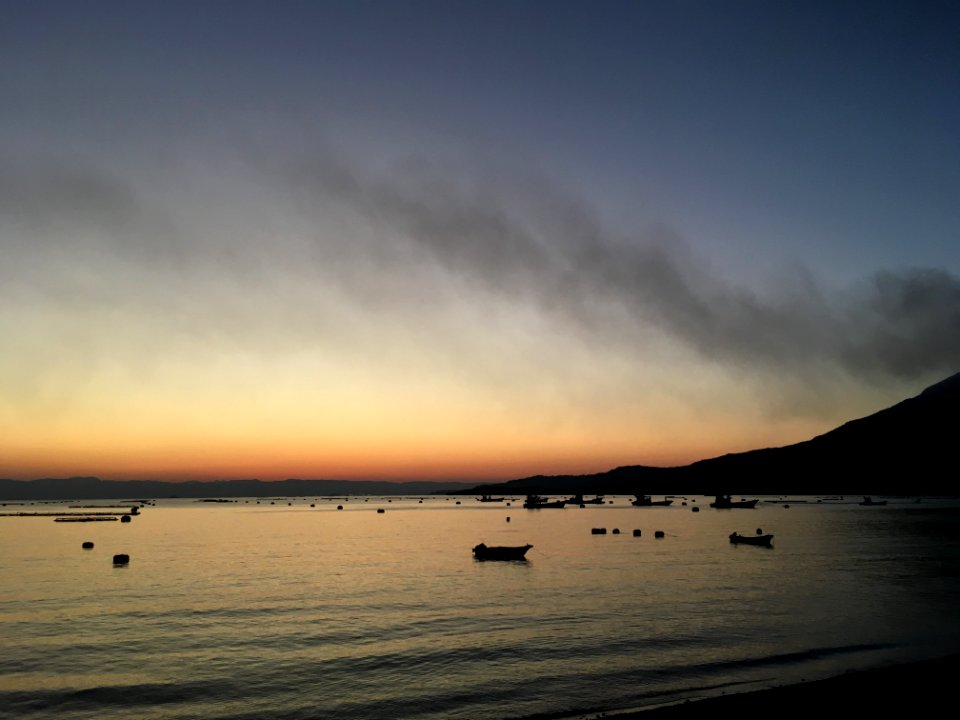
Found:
<box><xmin>2</xmin><ymin>148</ymin><xmax>958</xmax><ymax>424</ymax></box>
<box><xmin>283</xmin><ymin>153</ymin><xmax>960</xmax><ymax>383</ymax></box>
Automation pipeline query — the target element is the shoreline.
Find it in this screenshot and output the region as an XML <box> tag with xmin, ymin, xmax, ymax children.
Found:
<box><xmin>548</xmin><ymin>653</ymin><xmax>960</xmax><ymax>719</ymax></box>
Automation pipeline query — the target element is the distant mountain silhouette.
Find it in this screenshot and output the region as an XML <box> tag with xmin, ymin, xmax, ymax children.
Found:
<box><xmin>0</xmin><ymin>477</ymin><xmax>474</xmax><ymax>502</ymax></box>
<box><xmin>466</xmin><ymin>372</ymin><xmax>959</xmax><ymax>496</ymax></box>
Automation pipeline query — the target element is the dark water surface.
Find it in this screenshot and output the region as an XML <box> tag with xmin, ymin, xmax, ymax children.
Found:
<box><xmin>2</xmin><ymin>496</ymin><xmax>959</xmax><ymax>719</ymax></box>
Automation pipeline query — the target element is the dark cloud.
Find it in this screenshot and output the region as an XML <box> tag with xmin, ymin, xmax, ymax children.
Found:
<box><xmin>3</xmin><ymin>149</ymin><xmax>957</xmax><ymax>391</ymax></box>
<box><xmin>841</xmin><ymin>269</ymin><xmax>960</xmax><ymax>379</ymax></box>
<box><xmin>285</xmin><ymin>154</ymin><xmax>960</xmax><ymax>383</ymax></box>
<box><xmin>0</xmin><ymin>158</ymin><xmax>138</xmax><ymax>235</ymax></box>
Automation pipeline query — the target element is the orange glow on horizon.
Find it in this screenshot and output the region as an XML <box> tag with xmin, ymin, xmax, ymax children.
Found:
<box><xmin>0</xmin><ymin>423</ymin><xmax>811</xmax><ymax>483</ymax></box>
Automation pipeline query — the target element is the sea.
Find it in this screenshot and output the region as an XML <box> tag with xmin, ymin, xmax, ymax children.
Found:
<box><xmin>2</xmin><ymin>494</ymin><xmax>959</xmax><ymax>720</ymax></box>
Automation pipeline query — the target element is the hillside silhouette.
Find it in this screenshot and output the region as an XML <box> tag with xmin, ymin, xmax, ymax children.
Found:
<box><xmin>467</xmin><ymin>372</ymin><xmax>959</xmax><ymax>496</ymax></box>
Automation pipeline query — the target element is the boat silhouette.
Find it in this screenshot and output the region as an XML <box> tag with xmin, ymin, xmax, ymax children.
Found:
<box><xmin>472</xmin><ymin>543</ymin><xmax>533</xmax><ymax>560</ymax></box>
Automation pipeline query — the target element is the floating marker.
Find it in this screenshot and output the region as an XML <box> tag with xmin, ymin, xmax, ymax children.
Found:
<box><xmin>112</xmin><ymin>554</ymin><xmax>130</xmax><ymax>565</ymax></box>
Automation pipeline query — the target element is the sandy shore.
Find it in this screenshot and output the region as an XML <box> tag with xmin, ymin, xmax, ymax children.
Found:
<box><xmin>556</xmin><ymin>654</ymin><xmax>960</xmax><ymax>719</ymax></box>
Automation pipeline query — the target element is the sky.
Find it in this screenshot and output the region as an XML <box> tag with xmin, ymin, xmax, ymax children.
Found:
<box><xmin>1</xmin><ymin>0</ymin><xmax>958</xmax><ymax>482</ymax></box>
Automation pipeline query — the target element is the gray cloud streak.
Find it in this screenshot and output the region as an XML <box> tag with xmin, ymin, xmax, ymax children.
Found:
<box><xmin>286</xmin><ymin>155</ymin><xmax>960</xmax><ymax>383</ymax></box>
<box><xmin>3</xmin><ymin>150</ymin><xmax>957</xmax><ymax>391</ymax></box>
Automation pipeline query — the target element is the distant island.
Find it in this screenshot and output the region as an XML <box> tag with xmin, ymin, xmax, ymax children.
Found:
<box><xmin>0</xmin><ymin>478</ymin><xmax>475</xmax><ymax>502</ymax></box>
<box><xmin>2</xmin><ymin>372</ymin><xmax>956</xmax><ymax>501</ymax></box>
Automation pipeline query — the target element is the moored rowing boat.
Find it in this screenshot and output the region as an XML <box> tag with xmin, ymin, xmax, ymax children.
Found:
<box><xmin>472</xmin><ymin>543</ymin><xmax>533</xmax><ymax>560</ymax></box>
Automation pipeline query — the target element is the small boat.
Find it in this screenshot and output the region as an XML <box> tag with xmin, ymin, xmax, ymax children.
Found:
<box><xmin>523</xmin><ymin>495</ymin><xmax>566</xmax><ymax>509</ymax></box>
<box><xmin>729</xmin><ymin>531</ymin><xmax>773</xmax><ymax>547</ymax></box>
<box><xmin>54</xmin><ymin>516</ymin><xmax>119</xmax><ymax>522</ymax></box>
<box><xmin>564</xmin><ymin>494</ymin><xmax>605</xmax><ymax>505</ymax></box>
<box><xmin>710</xmin><ymin>495</ymin><xmax>759</xmax><ymax>509</ymax></box>
<box><xmin>477</xmin><ymin>495</ymin><xmax>506</xmax><ymax>502</ymax></box>
<box><xmin>859</xmin><ymin>496</ymin><xmax>888</xmax><ymax>506</ymax></box>
<box><xmin>631</xmin><ymin>495</ymin><xmax>674</xmax><ymax>507</ymax></box>
<box><xmin>472</xmin><ymin>543</ymin><xmax>533</xmax><ymax>560</ymax></box>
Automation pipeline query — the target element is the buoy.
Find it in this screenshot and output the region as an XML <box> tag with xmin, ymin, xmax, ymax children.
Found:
<box><xmin>633</xmin><ymin>529</ymin><xmax>641</xmax><ymax>537</ymax></box>
<box><xmin>784</xmin><ymin>504</ymin><xmax>790</xmax><ymax>508</ymax></box>
<box><xmin>612</xmin><ymin>528</ymin><xmax>621</xmax><ymax>535</ymax></box>
<box><xmin>112</xmin><ymin>554</ymin><xmax>129</xmax><ymax>565</ymax></box>
<box><xmin>682</xmin><ymin>501</ymin><xmax>687</xmax><ymax>506</ymax></box>
<box><xmin>120</xmin><ymin>515</ymin><xmax>131</xmax><ymax>523</ymax></box>
<box><xmin>692</xmin><ymin>506</ymin><xmax>700</xmax><ymax>512</ymax></box>
<box><xmin>756</xmin><ymin>528</ymin><xmax>763</xmax><ymax>535</ymax></box>
<box><xmin>82</xmin><ymin>541</ymin><xmax>94</xmax><ymax>549</ymax></box>
<box><xmin>456</xmin><ymin>501</ymin><xmax>461</xmax><ymax>505</ymax></box>
<box><xmin>591</xmin><ymin>528</ymin><xmax>607</xmax><ymax>535</ymax></box>
<box><xmin>654</xmin><ymin>531</ymin><xmax>665</xmax><ymax>538</ymax></box>
<box><xmin>579</xmin><ymin>503</ymin><xmax>586</xmax><ymax>508</ymax></box>
<box><xmin>377</xmin><ymin>508</ymin><xmax>385</xmax><ymax>514</ymax></box>
<box><xmin>310</xmin><ymin>504</ymin><xmax>315</xmax><ymax>508</ymax></box>
<box><xmin>506</xmin><ymin>516</ymin><xmax>511</xmax><ymax>522</ymax></box>
<box><xmin>337</xmin><ymin>505</ymin><xmax>343</xmax><ymax>510</ymax></box>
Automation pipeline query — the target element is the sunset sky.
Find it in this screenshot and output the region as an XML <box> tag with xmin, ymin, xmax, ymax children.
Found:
<box><xmin>2</xmin><ymin>1</ymin><xmax>958</xmax><ymax>482</ymax></box>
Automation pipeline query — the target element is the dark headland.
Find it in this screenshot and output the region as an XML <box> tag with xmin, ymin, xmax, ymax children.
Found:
<box><xmin>470</xmin><ymin>371</ymin><xmax>960</xmax><ymax>498</ymax></box>
<box><xmin>2</xmin><ymin>372</ymin><xmax>957</xmax><ymax>500</ymax></box>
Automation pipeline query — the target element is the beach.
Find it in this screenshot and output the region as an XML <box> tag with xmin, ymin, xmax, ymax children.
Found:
<box><xmin>590</xmin><ymin>654</ymin><xmax>959</xmax><ymax>718</ymax></box>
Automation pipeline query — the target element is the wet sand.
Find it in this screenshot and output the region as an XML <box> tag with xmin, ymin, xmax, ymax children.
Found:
<box><xmin>593</xmin><ymin>654</ymin><xmax>959</xmax><ymax>718</ymax></box>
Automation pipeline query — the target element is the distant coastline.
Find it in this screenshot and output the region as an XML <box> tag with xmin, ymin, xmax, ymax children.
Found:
<box><xmin>0</xmin><ymin>477</ymin><xmax>474</xmax><ymax>501</ymax></box>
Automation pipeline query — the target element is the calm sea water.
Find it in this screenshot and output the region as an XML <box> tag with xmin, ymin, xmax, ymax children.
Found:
<box><xmin>2</xmin><ymin>495</ymin><xmax>959</xmax><ymax>720</ymax></box>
